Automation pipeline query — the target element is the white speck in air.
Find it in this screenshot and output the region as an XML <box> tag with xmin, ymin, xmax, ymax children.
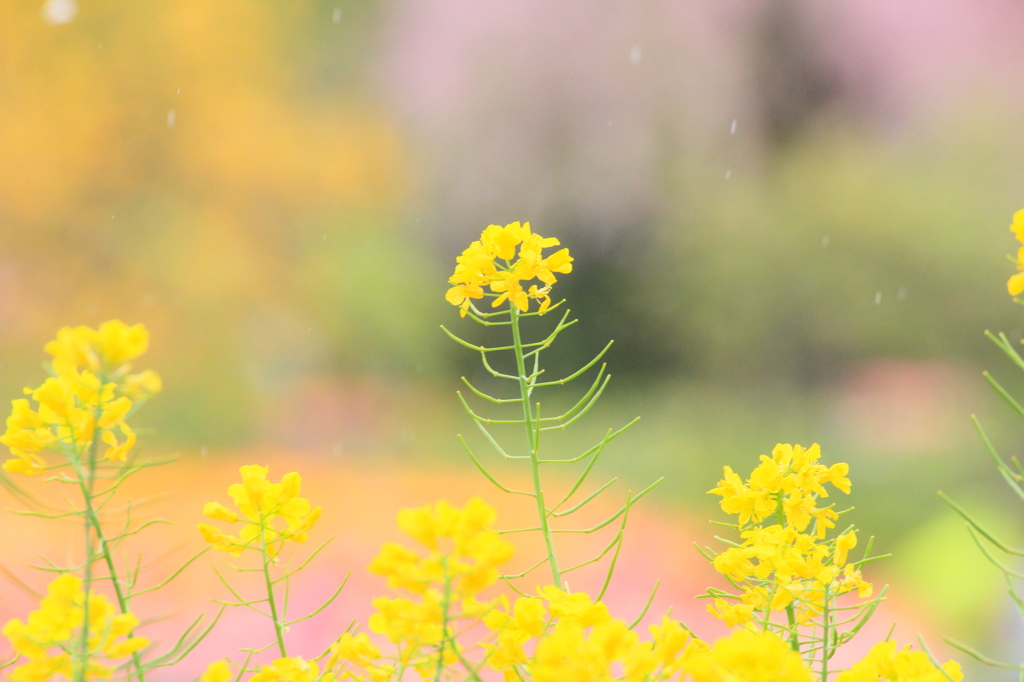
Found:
<box><xmin>629</xmin><ymin>45</ymin><xmax>642</xmax><ymax>65</ymax></box>
<box><xmin>897</xmin><ymin>287</ymin><xmax>908</xmax><ymax>301</ymax></box>
<box><xmin>42</xmin><ymin>0</ymin><xmax>77</xmax><ymax>24</ymax></box>
<box><xmin>725</xmin><ymin>170</ymin><xmax>731</xmax><ymax>180</ymax></box>
<box><xmin>332</xmin><ymin>8</ymin><xmax>341</xmax><ymax>23</ymax></box>
<box><xmin>167</xmin><ymin>109</ymin><xmax>177</xmax><ymax>128</ymax></box>
<box><xmin>821</xmin><ymin>236</ymin><xmax>829</xmax><ymax>248</ymax></box>
<box><xmin>874</xmin><ymin>292</ymin><xmax>882</xmax><ymax>305</ymax></box>
<box><xmin>730</xmin><ymin>120</ymin><xmax>737</xmax><ymax>135</ymax></box>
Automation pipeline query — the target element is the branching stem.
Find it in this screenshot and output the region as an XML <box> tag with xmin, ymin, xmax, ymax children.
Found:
<box><xmin>509</xmin><ymin>306</ymin><xmax>562</xmax><ymax>586</ymax></box>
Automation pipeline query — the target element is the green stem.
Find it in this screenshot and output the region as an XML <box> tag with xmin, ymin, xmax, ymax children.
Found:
<box><xmin>434</xmin><ymin>558</ymin><xmax>451</xmax><ymax>682</ymax></box>
<box><xmin>821</xmin><ymin>582</ymin><xmax>831</xmax><ymax>682</ymax></box>
<box><xmin>71</xmin><ymin>398</ymin><xmax>148</xmax><ymax>682</ymax></box>
<box><xmin>259</xmin><ymin>516</ymin><xmax>288</xmax><ymax>658</ymax></box>
<box><xmin>73</xmin><ymin>402</ymin><xmax>104</xmax><ymax>682</ymax></box>
<box><xmin>775</xmin><ymin>498</ymin><xmax>800</xmax><ymax>652</ymax></box>
<box><xmin>509</xmin><ymin>306</ymin><xmax>562</xmax><ymax>587</ymax></box>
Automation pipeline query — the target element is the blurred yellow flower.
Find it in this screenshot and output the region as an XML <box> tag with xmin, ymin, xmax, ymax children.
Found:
<box><xmin>369</xmin><ymin>497</ymin><xmax>513</xmax><ymax>598</ymax></box>
<box><xmin>1008</xmin><ymin>209</ymin><xmax>1024</xmax><ymax>295</ymax></box>
<box><xmin>837</xmin><ymin>640</ymin><xmax>962</xmax><ymax>682</ymax></box>
<box><xmin>201</xmin><ymin>660</ymin><xmax>233</xmax><ymax>682</ymax></box>
<box><xmin>249</xmin><ymin>657</ymin><xmax>321</xmax><ymax>682</ymax></box>
<box><xmin>198</xmin><ymin>465</ymin><xmax>322</xmax><ymax>557</ymax></box>
<box><xmin>45</xmin><ymin>320</ymin><xmax>150</xmax><ymax>375</ymax></box>
<box><xmin>834</xmin><ymin>530</ymin><xmax>857</xmax><ymax>566</ymax></box>
<box><xmin>2</xmin><ymin>574</ymin><xmax>148</xmax><ymax>682</ymax></box>
<box><xmin>686</xmin><ymin>629</ymin><xmax>813</xmax><ymax>682</ymax></box>
<box><xmin>0</xmin><ymin>321</ymin><xmax>160</xmax><ymax>475</ymax></box>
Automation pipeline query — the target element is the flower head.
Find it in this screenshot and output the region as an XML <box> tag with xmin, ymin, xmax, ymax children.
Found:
<box><xmin>198</xmin><ymin>465</ymin><xmax>321</xmax><ymax>557</ymax></box>
<box><xmin>1008</xmin><ymin>209</ymin><xmax>1024</xmax><ymax>295</ymax></box>
<box><xmin>1</xmin><ymin>322</ymin><xmax>160</xmax><ymax>476</ymax></box>
<box><xmin>369</xmin><ymin>497</ymin><xmax>513</xmax><ymax>598</ymax></box>
<box><xmin>705</xmin><ymin>444</ymin><xmax>873</xmax><ymax>633</ymax></box>
<box><xmin>446</xmin><ymin>222</ymin><xmax>573</xmax><ymax>316</ymax></box>
<box><xmin>837</xmin><ymin>640</ymin><xmax>962</xmax><ymax>682</ymax></box>
<box><xmin>3</xmin><ymin>574</ymin><xmax>149</xmax><ymax>682</ymax></box>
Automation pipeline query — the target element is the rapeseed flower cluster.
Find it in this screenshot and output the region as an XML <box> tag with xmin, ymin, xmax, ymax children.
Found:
<box><xmin>486</xmin><ymin>595</ymin><xmax>814</xmax><ymax>682</ymax></box>
<box><xmin>483</xmin><ymin>586</ymin><xmax>613</xmax><ymax>676</ymax></box>
<box><xmin>706</xmin><ymin>444</ymin><xmax>869</xmax><ymax>628</ymax></box>
<box><xmin>203</xmin><ymin>657</ymin><xmax>325</xmax><ymax>682</ymax></box>
<box><xmin>0</xmin><ymin>321</ymin><xmax>160</xmax><ymax>476</ymax></box>
<box><xmin>1008</xmin><ymin>209</ymin><xmax>1024</xmax><ymax>295</ymax></box>
<box><xmin>445</xmin><ymin>221</ymin><xmax>573</xmax><ymax>316</ymax></box>
<box><xmin>198</xmin><ymin>465</ymin><xmax>322</xmax><ymax>557</ymax></box>
<box><xmin>2</xmin><ymin>574</ymin><xmax>148</xmax><ymax>682</ymax></box>
<box><xmin>354</xmin><ymin>498</ymin><xmax>513</xmax><ymax>677</ymax></box>
<box><xmin>350</xmin><ymin>499</ymin><xmax>820</xmax><ymax>682</ymax></box>
<box><xmin>836</xmin><ymin>641</ymin><xmax>962</xmax><ymax>682</ymax></box>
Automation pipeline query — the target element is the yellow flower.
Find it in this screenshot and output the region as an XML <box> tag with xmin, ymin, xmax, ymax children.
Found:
<box><xmin>481</xmin><ymin>222</ymin><xmax>528</xmax><ymax>260</ymax></box>
<box><xmin>44</xmin><ymin>326</ymin><xmax>100</xmax><ymax>376</ymax></box>
<box><xmin>369</xmin><ymin>593</ymin><xmax>444</xmax><ymax>646</ymax></box>
<box><xmin>708</xmin><ymin>466</ymin><xmax>776</xmax><ymax>526</ymax></box>
<box><xmin>45</xmin><ymin>321</ymin><xmax>150</xmax><ymax>375</ymax></box>
<box><xmin>96</xmin><ymin>320</ymin><xmax>149</xmax><ymax>367</ymax></box>
<box><xmin>782</xmin><ymin>492</ymin><xmax>815</xmax><ymax>532</ymax></box>
<box><xmin>101</xmin><ymin>423</ymin><xmax>137</xmax><ymax>462</ymax></box>
<box><xmin>837</xmin><ymin>641</ymin><xmax>962</xmax><ymax>682</ymax></box>
<box><xmin>327</xmin><ymin>632</ymin><xmax>381</xmax><ymax>670</ymax></box>
<box><xmin>2</xmin><ymin>449</ymin><xmax>47</xmax><ymax>476</ymax></box>
<box><xmin>3</xmin><ymin>574</ymin><xmax>149</xmax><ymax>682</ymax></box>
<box><xmin>97</xmin><ymin>396</ymin><xmax>132</xmax><ymax>429</ymax></box>
<box><xmin>199</xmin><ymin>466</ymin><xmax>321</xmax><ymax>557</ymax></box>
<box><xmin>834</xmin><ymin>531</ymin><xmax>857</xmax><ymax>567</ymax></box>
<box><xmin>530</xmin><ymin>619</ymin><xmax>638</xmax><ymax>682</ymax></box>
<box><xmin>201</xmin><ymin>660</ymin><xmax>233</xmax><ymax>682</ymax></box>
<box><xmin>371</xmin><ymin>497</ymin><xmax>513</xmax><ymax>598</ymax></box>
<box><xmin>1008</xmin><ymin>209</ymin><xmax>1024</xmax><ymax>295</ymax></box>
<box><xmin>0</xmin><ymin>324</ymin><xmax>159</xmax><ymax>476</ymax></box>
<box><xmin>685</xmin><ymin>629</ymin><xmax>813</xmax><ymax>682</ymax></box>
<box><xmin>250</xmin><ymin>657</ymin><xmax>320</xmax><ymax>682</ymax></box>
<box><xmin>122</xmin><ymin>370</ymin><xmax>163</xmax><ymax>399</ymax></box>
<box><xmin>837</xmin><ymin>564</ymin><xmax>873</xmax><ymax>599</ymax></box>
<box><xmin>707</xmin><ymin>598</ymin><xmax>756</xmax><ymax>627</ymax></box>
<box><xmin>447</xmin><ymin>222</ymin><xmax>572</xmax><ymax>316</ymax></box>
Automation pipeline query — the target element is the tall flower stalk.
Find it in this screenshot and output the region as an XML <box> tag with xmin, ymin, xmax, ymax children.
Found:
<box><xmin>199</xmin><ymin>465</ymin><xmax>345</xmax><ymax>680</ymax></box>
<box><xmin>701</xmin><ymin>443</ymin><xmax>889</xmax><ymax>678</ymax></box>
<box><xmin>0</xmin><ymin>321</ymin><xmax>215</xmax><ymax>681</ymax></box>
<box><xmin>939</xmin><ymin>207</ymin><xmax>1024</xmax><ymax>675</ymax></box>
<box><xmin>443</xmin><ymin>221</ymin><xmax>661</xmax><ymax>596</ymax></box>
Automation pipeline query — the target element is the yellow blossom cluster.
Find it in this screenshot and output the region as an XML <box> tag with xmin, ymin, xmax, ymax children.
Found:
<box><xmin>1008</xmin><ymin>209</ymin><xmax>1024</xmax><ymax>295</ymax></box>
<box><xmin>370</xmin><ymin>497</ymin><xmax>514</xmax><ymax>598</ymax></box>
<box><xmin>706</xmin><ymin>444</ymin><xmax>870</xmax><ymax>628</ymax></box>
<box><xmin>198</xmin><ymin>465</ymin><xmax>322</xmax><ymax>557</ymax></box>
<box><xmin>836</xmin><ymin>641</ymin><xmax>962</xmax><ymax>682</ymax></box>
<box><xmin>483</xmin><ymin>586</ymin><xmax>613</xmax><ymax>675</ymax></box>
<box><xmin>485</xmin><ymin>594</ymin><xmax>814</xmax><ymax>682</ymax></box>
<box><xmin>683</xmin><ymin>629</ymin><xmax>813</xmax><ymax>682</ymax></box>
<box><xmin>445</xmin><ymin>221</ymin><xmax>573</xmax><ymax>316</ymax></box>
<box><xmin>325</xmin><ymin>633</ymin><xmax>387</xmax><ymax>681</ymax></box>
<box><xmin>203</xmin><ymin>657</ymin><xmax>325</xmax><ymax>682</ymax></box>
<box><xmin>2</xmin><ymin>573</ymin><xmax>149</xmax><ymax>682</ymax></box>
<box><xmin>0</xmin><ymin>321</ymin><xmax>160</xmax><ymax>476</ymax></box>
<box><xmin>351</xmin><ymin>498</ymin><xmax>513</xmax><ymax>677</ymax></box>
